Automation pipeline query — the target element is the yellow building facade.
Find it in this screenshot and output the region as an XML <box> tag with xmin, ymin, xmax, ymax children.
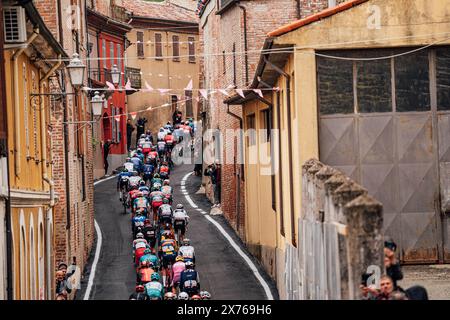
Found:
<box><xmin>236</xmin><ymin>0</ymin><xmax>450</xmax><ymax>298</ymax></box>
<box><xmin>3</xmin><ymin>1</ymin><xmax>67</xmax><ymax>299</ymax></box>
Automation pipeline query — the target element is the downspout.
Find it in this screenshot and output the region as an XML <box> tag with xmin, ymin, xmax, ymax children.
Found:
<box><xmin>295</xmin><ymin>0</ymin><xmax>301</xmax><ymax>19</ymax></box>
<box><xmin>39</xmin><ymin>57</ymin><xmax>62</xmax><ymax>208</ymax></box>
<box><xmin>227</xmin><ymin>104</ymin><xmax>243</xmax><ymax>235</ymax></box>
<box><xmin>11</xmin><ymin>28</ymin><xmax>39</xmax><ymax>177</ymax></box>
<box><xmin>263</xmin><ymin>55</ymin><xmax>296</xmax><ymax>246</ymax></box>
<box><xmin>238</xmin><ymin>4</ymin><xmax>249</xmax><ymax>85</ymax></box>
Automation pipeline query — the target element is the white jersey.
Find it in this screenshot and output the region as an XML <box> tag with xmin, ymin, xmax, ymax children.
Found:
<box><xmin>173</xmin><ymin>209</ymin><xmax>189</xmax><ymax>222</ymax></box>
<box><xmin>179</xmin><ymin>245</ymin><xmax>195</xmax><ymax>260</ymax></box>
<box><xmin>124</xmin><ymin>162</ymin><xmax>135</xmax><ymax>172</ymax></box>
<box><xmin>128</xmin><ymin>176</ymin><xmax>142</xmax><ymax>187</ymax></box>
<box><xmin>138</xmin><ymin>138</ymin><xmax>146</xmax><ymax>146</ymax></box>
<box><xmin>157</xmin><ymin>131</ymin><xmax>166</xmax><ymax>141</ymax></box>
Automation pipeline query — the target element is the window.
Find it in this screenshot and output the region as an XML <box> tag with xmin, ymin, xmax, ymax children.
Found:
<box><xmin>111</xmin><ymin>107</ymin><xmax>116</xmax><ymax>142</ymax></box>
<box><xmin>260</xmin><ymin>109</ymin><xmax>270</xmax><ymax>143</ymax></box>
<box><xmin>155</xmin><ymin>33</ymin><xmax>162</xmax><ymax>60</ymax></box>
<box><xmin>437</xmin><ymin>47</ymin><xmax>450</xmax><ymax>110</ymax></box>
<box><xmin>101</xmin><ymin>39</ymin><xmax>106</xmax><ymax>73</ymax></box>
<box><xmin>117</xmin><ymin>107</ymin><xmax>121</xmax><ymax>142</ymax></box>
<box><xmin>246</xmin><ymin>114</ymin><xmax>256</xmax><ymax>146</ymax></box>
<box><xmin>23</xmin><ymin>63</ymin><xmax>30</xmax><ymax>158</ymax></box>
<box><xmin>188</xmin><ymin>37</ymin><xmax>195</xmax><ymax>63</ymax></box>
<box><xmin>137</xmin><ymin>32</ymin><xmax>144</xmax><ymax>58</ymax></box>
<box><xmin>185</xmin><ymin>90</ymin><xmax>193</xmax><ymax>117</ymax></box>
<box><xmin>357</xmin><ymin>58</ymin><xmax>392</xmax><ymax>113</ymax></box>
<box><xmin>233</xmin><ymin>43</ymin><xmax>236</xmax><ymax>86</ymax></box>
<box><xmin>317</xmin><ymin>55</ymin><xmax>354</xmax><ymax>115</ymax></box>
<box><xmin>109</xmin><ymin>41</ymin><xmax>114</xmax><ymax>69</ymax></box>
<box><xmin>173</xmin><ymin>35</ymin><xmax>180</xmax><ymax>62</ymax></box>
<box><xmin>395</xmin><ymin>51</ymin><xmax>430</xmax><ymax>112</ymax></box>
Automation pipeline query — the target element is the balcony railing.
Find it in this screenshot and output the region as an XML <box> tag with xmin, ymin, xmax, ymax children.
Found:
<box><xmin>88</xmin><ymin>68</ymin><xmax>113</xmax><ymax>84</ymax></box>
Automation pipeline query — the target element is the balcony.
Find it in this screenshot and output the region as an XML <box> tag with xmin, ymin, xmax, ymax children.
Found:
<box><xmin>111</xmin><ymin>4</ymin><xmax>130</xmax><ymax>24</ymax></box>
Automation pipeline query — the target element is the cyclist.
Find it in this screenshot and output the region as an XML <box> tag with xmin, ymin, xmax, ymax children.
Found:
<box><xmin>148</xmin><ymin>147</ymin><xmax>159</xmax><ymax>166</ymax></box>
<box><xmin>178</xmin><ymin>292</ymin><xmax>189</xmax><ymax>300</ymax></box>
<box><xmin>161</xmin><ymin>180</ymin><xmax>173</xmax><ymax>204</ymax></box>
<box><xmin>130</xmin><ymin>153</ymin><xmax>143</xmax><ymax>174</ymax></box>
<box><xmin>157</xmin><ymin>140</ymin><xmax>166</xmax><ymax>160</ymax></box>
<box><xmin>127</xmin><ymin>172</ymin><xmax>142</xmax><ymax>190</ymax></box>
<box><xmin>157</xmin><ymin>127</ymin><xmax>167</xmax><ymax>141</ymax></box>
<box><xmin>123</xmin><ymin>157</ymin><xmax>135</xmax><ymax>172</ymax></box>
<box><xmin>138</xmin><ymin>180</ymin><xmax>150</xmax><ymax>198</ymax></box>
<box><xmin>160</xmin><ymin>235</ymin><xmax>178</xmax><ymax>288</ymax></box>
<box><xmin>132</xmin><ymin>211</ymin><xmax>147</xmax><ymax>238</ymax></box>
<box><xmin>142</xmin><ymin>139</ymin><xmax>152</xmax><ymax>157</ymax></box>
<box><xmin>117</xmin><ymin>168</ymin><xmax>132</xmax><ymax>201</ymax></box>
<box><xmin>137</xmin><ymin>260</ymin><xmax>155</xmax><ymax>284</ymax></box>
<box><xmin>200</xmin><ymin>291</ymin><xmax>212</xmax><ymax>300</ymax></box>
<box><xmin>178</xmin><ymin>238</ymin><xmax>195</xmax><ymax>264</ymax></box>
<box><xmin>133</xmin><ymin>191</ymin><xmax>150</xmax><ymax>217</ymax></box>
<box><xmin>133</xmin><ymin>232</ymin><xmax>149</xmax><ymax>266</ymax></box>
<box><xmin>164</xmin><ymin>292</ymin><xmax>177</xmax><ymax>300</ymax></box>
<box><xmin>139</xmin><ymin>248</ymin><xmax>160</xmax><ymax>271</ymax></box>
<box><xmin>151</xmin><ymin>173</ymin><xmax>163</xmax><ymax>189</ymax></box>
<box><xmin>171</xmin><ymin>255</ymin><xmax>186</xmax><ymax>294</ymax></box>
<box><xmin>142</xmin><ymin>160</ymin><xmax>154</xmax><ymax>186</ymax></box>
<box><xmin>144</xmin><ymin>273</ymin><xmax>164</xmax><ymax>300</ymax></box>
<box><xmin>129</xmin><ymin>285</ymin><xmax>148</xmax><ymax>300</ymax></box>
<box><xmin>158</xmin><ymin>198</ymin><xmax>173</xmax><ymax>226</ymax></box>
<box><xmin>164</xmin><ymin>131</ymin><xmax>175</xmax><ymax>152</ymax></box>
<box><xmin>137</xmin><ymin>134</ymin><xmax>146</xmax><ymax>147</ymax></box>
<box><xmin>179</xmin><ymin>261</ymin><xmax>200</xmax><ymax>297</ymax></box>
<box><xmin>158</xmin><ymin>161</ymin><xmax>170</xmax><ymax>180</ymax></box>
<box><xmin>143</xmin><ymin>219</ymin><xmax>157</xmax><ymax>248</ymax></box>
<box><xmin>149</xmin><ymin>186</ymin><xmax>164</xmax><ymax>220</ymax></box>
<box><xmin>173</xmin><ymin>204</ymin><xmax>189</xmax><ymax>242</ymax></box>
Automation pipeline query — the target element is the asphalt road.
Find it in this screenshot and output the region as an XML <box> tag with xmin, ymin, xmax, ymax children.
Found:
<box><xmin>77</xmin><ymin>164</ymin><xmax>277</xmax><ymax>300</ymax></box>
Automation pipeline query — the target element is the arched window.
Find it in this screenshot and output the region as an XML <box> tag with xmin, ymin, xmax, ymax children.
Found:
<box><xmin>19</xmin><ymin>226</ymin><xmax>26</xmax><ymax>300</ymax></box>
<box><xmin>29</xmin><ymin>224</ymin><xmax>35</xmax><ymax>300</ymax></box>
<box><xmin>38</xmin><ymin>222</ymin><xmax>45</xmax><ymax>300</ymax></box>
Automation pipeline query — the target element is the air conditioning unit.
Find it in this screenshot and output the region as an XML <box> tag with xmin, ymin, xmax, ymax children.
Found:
<box><xmin>3</xmin><ymin>6</ymin><xmax>27</xmax><ymax>43</ymax></box>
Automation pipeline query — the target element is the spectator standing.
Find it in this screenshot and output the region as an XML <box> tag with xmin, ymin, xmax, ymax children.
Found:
<box><xmin>103</xmin><ymin>139</ymin><xmax>112</xmax><ymax>176</ymax></box>
<box><xmin>126</xmin><ymin>119</ymin><xmax>135</xmax><ymax>151</ymax></box>
<box><xmin>173</xmin><ymin>109</ymin><xmax>182</xmax><ymax>125</ymax></box>
<box><xmin>204</xmin><ymin>159</ymin><xmax>221</xmax><ymax>208</ymax></box>
<box><xmin>136</xmin><ymin>117</ymin><xmax>147</xmax><ymax>147</ymax></box>
<box><xmin>384</xmin><ymin>238</ymin><xmax>403</xmax><ymax>290</ymax></box>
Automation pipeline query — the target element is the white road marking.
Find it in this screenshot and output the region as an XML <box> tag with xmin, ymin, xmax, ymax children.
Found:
<box><xmin>84</xmin><ymin>175</ymin><xmax>115</xmax><ymax>300</ymax></box>
<box><xmin>83</xmin><ymin>220</ymin><xmax>102</xmax><ymax>300</ymax></box>
<box><xmin>180</xmin><ymin>171</ymin><xmax>274</xmax><ymax>300</ymax></box>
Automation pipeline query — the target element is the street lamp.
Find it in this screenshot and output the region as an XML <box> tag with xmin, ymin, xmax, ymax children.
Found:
<box><xmin>90</xmin><ymin>91</ymin><xmax>105</xmax><ymax>117</ymax></box>
<box><xmin>67</xmin><ymin>53</ymin><xmax>86</xmax><ymax>88</ymax></box>
<box><xmin>111</xmin><ymin>64</ymin><xmax>120</xmax><ymax>86</ymax></box>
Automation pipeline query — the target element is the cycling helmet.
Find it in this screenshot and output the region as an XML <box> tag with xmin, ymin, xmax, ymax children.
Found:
<box><xmin>176</xmin><ymin>255</ymin><xmax>184</xmax><ymax>262</ymax></box>
<box><xmin>126</xmin><ymin>157</ymin><xmax>131</xmax><ymax>162</ymax></box>
<box><xmin>136</xmin><ymin>192</ymin><xmax>143</xmax><ymax>198</ymax></box>
<box><xmin>140</xmin><ymin>134</ymin><xmax>146</xmax><ymax>139</ymax></box>
<box><xmin>141</xmin><ymin>260</ymin><xmax>149</xmax><ymax>268</ymax></box>
<box><xmin>133</xmin><ymin>171</ymin><xmax>139</xmax><ymax>176</ymax></box>
<box><xmin>136</xmin><ymin>285</ymin><xmax>145</xmax><ymax>293</ymax></box>
<box><xmin>139</xmin><ymin>181</ymin><xmax>146</xmax><ymax>186</ymax></box>
<box><xmin>178</xmin><ymin>292</ymin><xmax>189</xmax><ymax>300</ymax></box>
<box><xmin>154</xmin><ymin>173</ymin><xmax>160</xmax><ymax>179</ymax></box>
<box><xmin>144</xmin><ymin>248</ymin><xmax>151</xmax><ymax>255</ymax></box>
<box><xmin>191</xmin><ymin>295</ymin><xmax>201</xmax><ymax>300</ymax></box>
<box><xmin>185</xmin><ymin>261</ymin><xmax>194</xmax><ymax>269</ymax></box>
<box><xmin>137</xmin><ymin>148</ymin><xmax>143</xmax><ymax>153</ymax></box>
<box><xmin>122</xmin><ymin>168</ymin><xmax>128</xmax><ymax>173</ymax></box>
<box><xmin>162</xmin><ymin>198</ymin><xmax>169</xmax><ymax>204</ymax></box>
<box><xmin>145</xmin><ymin>137</ymin><xmax>150</xmax><ymax>142</ymax></box>
<box><xmin>163</xmin><ymin>179</ymin><xmax>170</xmax><ymax>186</ymax></box>
<box><xmin>151</xmin><ymin>273</ymin><xmax>160</xmax><ymax>281</ymax></box>
<box><xmin>136</xmin><ymin>233</ymin><xmax>144</xmax><ymax>239</ymax></box>
<box><xmin>164</xmin><ymin>292</ymin><xmax>176</xmax><ymax>300</ymax></box>
<box><xmin>182</xmin><ymin>238</ymin><xmax>190</xmax><ymax>246</ymax></box>
<box><xmin>200</xmin><ymin>291</ymin><xmax>211</xmax><ymax>300</ymax></box>
<box><xmin>176</xmin><ymin>204</ymin><xmax>184</xmax><ymax>210</ymax></box>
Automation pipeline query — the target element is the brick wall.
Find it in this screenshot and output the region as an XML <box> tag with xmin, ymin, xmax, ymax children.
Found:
<box><xmin>34</xmin><ymin>0</ymin><xmax>59</xmax><ymax>39</ymax></box>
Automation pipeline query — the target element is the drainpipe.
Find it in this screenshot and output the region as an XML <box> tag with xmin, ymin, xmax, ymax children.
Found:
<box><xmin>227</xmin><ymin>104</ymin><xmax>243</xmax><ymax>234</ymax></box>
<box><xmin>295</xmin><ymin>0</ymin><xmax>301</xmax><ymax>19</ymax></box>
<box><xmin>263</xmin><ymin>55</ymin><xmax>296</xmax><ymax>246</ymax></box>
<box><xmin>39</xmin><ymin>57</ymin><xmax>62</xmax><ymax>208</ymax></box>
<box><xmin>238</xmin><ymin>4</ymin><xmax>249</xmax><ymax>85</ymax></box>
<box><xmin>11</xmin><ymin>28</ymin><xmax>39</xmax><ymax>177</ymax></box>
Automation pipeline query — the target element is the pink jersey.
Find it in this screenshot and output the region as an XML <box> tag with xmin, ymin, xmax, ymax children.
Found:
<box><xmin>171</xmin><ymin>262</ymin><xmax>186</xmax><ymax>284</ymax></box>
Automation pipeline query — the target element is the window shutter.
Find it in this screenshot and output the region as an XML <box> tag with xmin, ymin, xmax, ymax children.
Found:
<box><xmin>137</xmin><ymin>31</ymin><xmax>144</xmax><ymax>58</ymax></box>
<box><xmin>173</xmin><ymin>35</ymin><xmax>180</xmax><ymax>62</ymax></box>
<box><xmin>155</xmin><ymin>33</ymin><xmax>162</xmax><ymax>59</ymax></box>
<box><xmin>188</xmin><ymin>37</ymin><xmax>195</xmax><ymax>63</ymax></box>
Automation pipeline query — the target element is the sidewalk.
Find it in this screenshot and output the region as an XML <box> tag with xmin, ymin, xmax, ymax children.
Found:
<box><xmin>400</xmin><ymin>264</ymin><xmax>450</xmax><ymax>300</ymax></box>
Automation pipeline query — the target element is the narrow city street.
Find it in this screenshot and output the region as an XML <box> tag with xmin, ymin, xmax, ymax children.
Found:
<box><xmin>77</xmin><ymin>164</ymin><xmax>277</xmax><ymax>300</ymax></box>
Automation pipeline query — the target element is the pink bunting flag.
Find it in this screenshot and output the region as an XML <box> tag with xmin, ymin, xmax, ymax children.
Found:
<box><xmin>106</xmin><ymin>81</ymin><xmax>115</xmax><ymax>91</ymax></box>
<box><xmin>158</xmin><ymin>89</ymin><xmax>171</xmax><ymax>94</ymax></box>
<box><xmin>125</xmin><ymin>79</ymin><xmax>134</xmax><ymax>91</ymax></box>
<box><xmin>146</xmin><ymin>106</ymin><xmax>153</xmax><ymax>111</ymax></box>
<box><xmin>130</xmin><ymin>112</ymin><xmax>137</xmax><ymax>120</ymax></box>
<box><xmin>185</xmin><ymin>79</ymin><xmax>193</xmax><ymax>91</ymax></box>
<box><xmin>218</xmin><ymin>89</ymin><xmax>230</xmax><ymax>96</ymax></box>
<box><xmin>199</xmin><ymin>89</ymin><xmax>208</xmax><ymax>99</ymax></box>
<box><xmin>236</xmin><ymin>89</ymin><xmax>246</xmax><ymax>98</ymax></box>
<box><xmin>253</xmin><ymin>89</ymin><xmax>264</xmax><ymax>98</ymax></box>
<box><xmin>114</xmin><ymin>115</ymin><xmax>121</xmax><ymax>122</ymax></box>
<box><xmin>144</xmin><ymin>81</ymin><xmax>154</xmax><ymax>92</ymax></box>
